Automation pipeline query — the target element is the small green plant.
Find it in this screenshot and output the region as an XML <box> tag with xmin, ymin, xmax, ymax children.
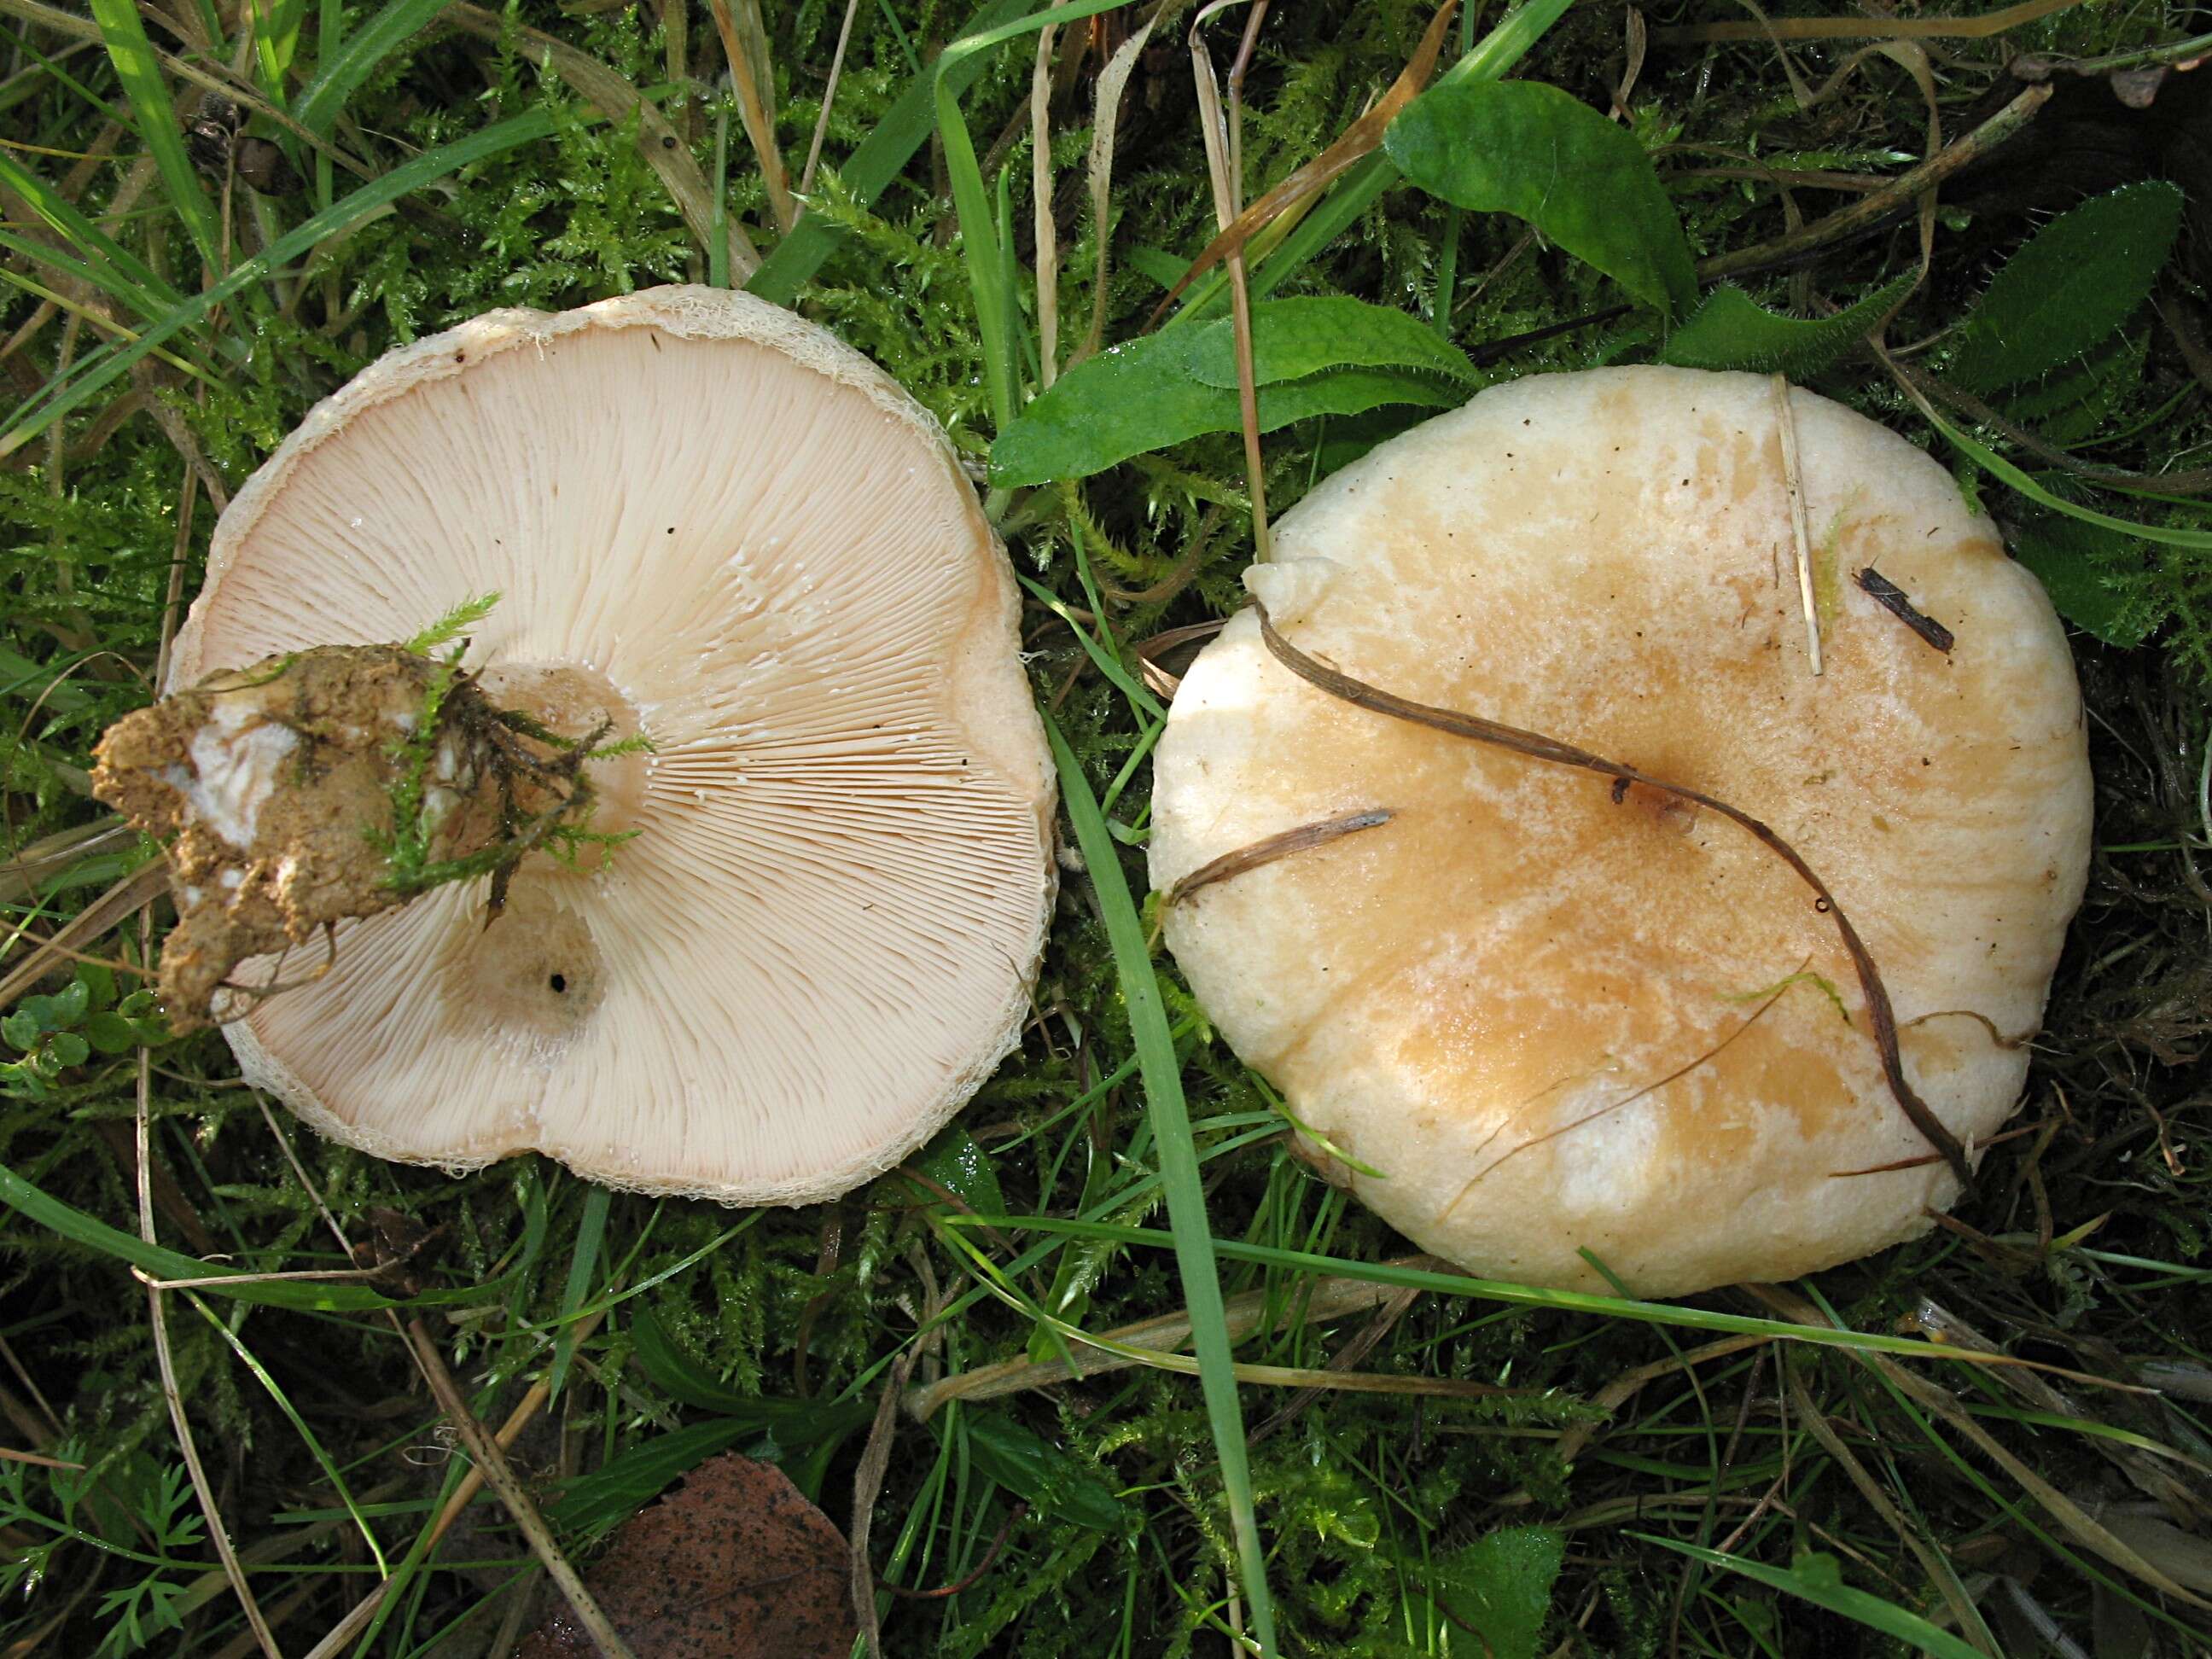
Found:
<box><xmin>1</xmin><ymin>964</ymin><xmax>162</xmax><ymax>1100</ymax></box>
<box><xmin>2</xmin><ymin>1442</ymin><xmax>206</xmax><ymax>1659</ymax></box>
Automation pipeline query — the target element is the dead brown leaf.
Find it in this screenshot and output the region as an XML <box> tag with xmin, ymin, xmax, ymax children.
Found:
<box><xmin>519</xmin><ymin>1452</ymin><xmax>856</xmax><ymax>1659</ymax></box>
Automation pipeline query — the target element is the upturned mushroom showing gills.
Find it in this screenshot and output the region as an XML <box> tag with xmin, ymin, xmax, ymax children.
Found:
<box><xmin>1149</xmin><ymin>366</ymin><xmax>2092</xmax><ymax>1298</ymax></box>
<box><xmin>92</xmin><ymin>287</ymin><xmax>1056</xmax><ymax>1203</ymax></box>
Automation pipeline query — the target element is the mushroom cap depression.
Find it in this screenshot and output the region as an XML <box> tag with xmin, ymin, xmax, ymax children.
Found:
<box><xmin>1150</xmin><ymin>366</ymin><xmax>2091</xmax><ymax>1296</ymax></box>
<box><xmin>169</xmin><ymin>287</ymin><xmax>1055</xmax><ymax>1202</ymax></box>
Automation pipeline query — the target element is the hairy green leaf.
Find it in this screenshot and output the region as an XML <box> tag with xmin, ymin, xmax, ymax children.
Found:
<box><xmin>1385</xmin><ymin>80</ymin><xmax>1697</xmax><ymax>318</ymax></box>
<box><xmin>992</xmin><ymin>300</ymin><xmax>1467</xmax><ymax>486</ymax></box>
<box><xmin>1427</xmin><ymin>1526</ymin><xmax>1564</xmax><ymax>1659</ymax></box>
<box><xmin>911</xmin><ymin>1124</ymin><xmax>1007</xmax><ymax>1216</ymax></box>
<box><xmin>1949</xmin><ymin>182</ymin><xmax>2183</xmax><ymax>393</ymax></box>
<box><xmin>1184</xmin><ymin>295</ymin><xmax>1476</xmax><ymax>388</ymax></box>
<box><xmin>2010</xmin><ymin>515</ymin><xmax>2157</xmax><ymax>648</ymax></box>
<box><xmin>1662</xmin><ymin>274</ymin><xmax>1916</xmax><ymax>377</ymax></box>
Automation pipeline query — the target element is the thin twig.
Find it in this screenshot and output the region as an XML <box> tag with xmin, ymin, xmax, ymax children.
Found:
<box><xmin>1250</xmin><ymin>601</ymin><xmax>1975</xmax><ymax>1185</ymax></box>
<box><xmin>403</xmin><ymin>1318</ymin><xmax>638</xmax><ymax>1658</ymax></box>
<box><xmin>907</xmin><ymin>1260</ymin><xmax>1430</xmax><ymax>1420</ymax></box>
<box><xmin>136</xmin><ymin>953</ymin><xmax>284</xmax><ymax>1659</ymax></box>
<box><xmin>799</xmin><ymin>0</ymin><xmax>863</xmax><ymax>198</ymax></box>
<box><xmin>1655</xmin><ymin>0</ymin><xmax>2086</xmax><ymax>44</ymax></box>
<box><xmin>1032</xmin><ymin>24</ymin><xmax>1060</xmax><ymax>389</ymax></box>
<box><xmin>1697</xmin><ymin>84</ymin><xmax>2052</xmax><ymax>282</ymax></box>
<box><xmin>1189</xmin><ymin>1</ymin><xmax>1272</xmax><ymax>558</ymax></box>
<box><xmin>0</xmin><ymin>1447</ymin><xmax>84</xmax><ymax>1470</ymax></box>
<box><xmin>881</xmin><ymin>1504</ymin><xmax>1027</xmax><ymax>1599</ymax></box>
<box><xmin>0</xmin><ymin>836</ymin><xmax>166</xmax><ymax>1010</ymax></box>
<box><xmin>1165</xmin><ymin>809</ymin><xmax>1394</xmax><ymax>905</ymax></box>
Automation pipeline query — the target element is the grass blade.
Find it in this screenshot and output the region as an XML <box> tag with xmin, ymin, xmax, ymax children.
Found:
<box><xmin>1045</xmin><ymin>714</ymin><xmax>1276</xmax><ymax>1655</ymax></box>
<box><xmin>1916</xmin><ymin>400</ymin><xmax>2212</xmax><ymax>550</ymax></box>
<box><xmin>293</xmin><ymin>0</ymin><xmax>456</xmax><ymax>137</ymax></box>
<box><xmin>745</xmin><ymin>0</ymin><xmax>1031</xmax><ymax>306</ymax></box>
<box><xmin>0</xmin><ymin>105</ymin><xmax>566</xmax><ymax>459</ymax></box>
<box><xmin>0</xmin><ymin>152</ymin><xmax>195</xmax><ymax>329</ymax></box>
<box><xmin>1633</xmin><ymin>1537</ymin><xmax>1988</xmax><ymax>1659</ymax></box>
<box><xmin>930</xmin><ymin>1</ymin><xmax>1137</xmax><ymax>430</ymax></box>
<box><xmin>88</xmin><ymin>0</ymin><xmax>221</xmax><ymax>269</ymax></box>
<box><xmin>181</xmin><ymin>1289</ymin><xmax>389</xmax><ymax>1575</ymax></box>
<box><xmin>547</xmin><ymin>1186</ymin><xmax>608</xmax><ymax>1402</ymax></box>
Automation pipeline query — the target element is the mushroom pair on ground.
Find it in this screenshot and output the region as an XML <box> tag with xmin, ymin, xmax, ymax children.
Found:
<box><xmin>95</xmin><ymin>293</ymin><xmax>2091</xmax><ymax>1297</ymax></box>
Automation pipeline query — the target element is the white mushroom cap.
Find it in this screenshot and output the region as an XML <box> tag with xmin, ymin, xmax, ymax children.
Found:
<box><xmin>169</xmin><ymin>287</ymin><xmax>1055</xmax><ymax>1202</ymax></box>
<box><xmin>1150</xmin><ymin>367</ymin><xmax>2091</xmax><ymax>1296</ymax></box>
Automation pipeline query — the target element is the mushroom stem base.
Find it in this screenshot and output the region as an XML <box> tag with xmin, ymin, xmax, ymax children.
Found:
<box><xmin>91</xmin><ymin>644</ymin><xmax>628</xmax><ymax>1032</ymax></box>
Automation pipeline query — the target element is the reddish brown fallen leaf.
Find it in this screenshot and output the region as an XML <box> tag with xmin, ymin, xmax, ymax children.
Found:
<box><xmin>518</xmin><ymin>1452</ymin><xmax>855</xmax><ymax>1659</ymax></box>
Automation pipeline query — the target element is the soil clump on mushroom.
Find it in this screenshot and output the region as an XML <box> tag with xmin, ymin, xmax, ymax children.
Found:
<box><xmin>91</xmin><ymin>640</ymin><xmax>620</xmax><ymax>1032</ymax></box>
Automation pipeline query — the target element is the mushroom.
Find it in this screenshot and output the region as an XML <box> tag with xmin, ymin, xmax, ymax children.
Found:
<box><xmin>1149</xmin><ymin>366</ymin><xmax>2091</xmax><ymax>1296</ymax></box>
<box><xmin>133</xmin><ymin>286</ymin><xmax>1055</xmax><ymax>1202</ymax></box>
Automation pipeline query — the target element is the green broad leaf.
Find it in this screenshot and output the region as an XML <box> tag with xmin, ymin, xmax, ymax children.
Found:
<box><xmin>1634</xmin><ymin>1540</ymin><xmax>1988</xmax><ymax>1659</ymax></box>
<box><xmin>1949</xmin><ymin>182</ymin><xmax>2184</xmax><ymax>393</ymax></box>
<box><xmin>75</xmin><ymin>963</ymin><xmax>116</xmax><ymax>1014</ymax></box>
<box><xmin>956</xmin><ymin>1412</ymin><xmax>1126</xmax><ymax>1533</ymax></box>
<box><xmin>1127</xmin><ymin>245</ymin><xmax>1193</xmax><ymax>293</ymax></box>
<box><xmin>1426</xmin><ymin>1526</ymin><xmax>1564</xmax><ymax>1659</ymax></box>
<box><xmin>2011</xmin><ymin>515</ymin><xmax>2157</xmax><ymax>648</ymax></box>
<box><xmin>628</xmin><ymin>1308</ymin><xmax>763</xmax><ymax>1414</ymax></box>
<box><xmin>3</xmin><ymin>1010</ymin><xmax>40</xmax><ymax>1051</ymax></box>
<box><xmin>1384</xmin><ymin>79</ymin><xmax>1697</xmax><ymax>319</ymax></box>
<box><xmin>2002</xmin><ymin>331</ymin><xmax>2145</xmax><ymax>446</ymax></box>
<box><xmin>1167</xmin><ymin>0</ymin><xmax>1575</xmax><ymax>326</ymax></box>
<box><xmin>83</xmin><ymin>1013</ymin><xmax>141</xmax><ymax>1057</ymax></box>
<box><xmin>911</xmin><ymin>1124</ymin><xmax>1006</xmax><ymax>1216</ymax></box>
<box><xmin>1661</xmin><ymin>274</ymin><xmax>1916</xmax><ymax>377</ymax></box>
<box><xmin>628</xmin><ymin>1310</ymin><xmax>870</xmax><ymax>1437</ymax></box>
<box><xmin>1183</xmin><ymin>296</ymin><xmax>1476</xmax><ymax>389</ymax></box>
<box><xmin>992</xmin><ymin>306</ymin><xmax>1466</xmax><ymax>486</ymax></box>
<box><xmin>47</xmin><ymin>979</ymin><xmax>89</xmax><ymax>1026</ymax></box>
<box><xmin>45</xmin><ymin>1033</ymin><xmax>89</xmax><ymax>1068</ymax></box>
